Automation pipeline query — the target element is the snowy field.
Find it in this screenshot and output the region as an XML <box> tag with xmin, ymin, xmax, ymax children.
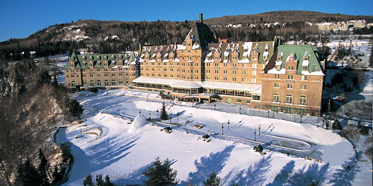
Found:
<box><xmin>55</xmin><ymin>89</ymin><xmax>371</xmax><ymax>186</ymax></box>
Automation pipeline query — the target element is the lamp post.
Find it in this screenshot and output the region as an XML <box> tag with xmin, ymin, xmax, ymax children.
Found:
<box><xmin>221</xmin><ymin>123</ymin><xmax>224</xmax><ymax>135</ymax></box>
<box><xmin>254</xmin><ymin>129</ymin><xmax>256</xmax><ymax>141</ymax></box>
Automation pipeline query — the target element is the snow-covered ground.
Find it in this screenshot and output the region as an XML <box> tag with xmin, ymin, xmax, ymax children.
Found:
<box><xmin>55</xmin><ymin>89</ymin><xmax>371</xmax><ymax>186</ymax></box>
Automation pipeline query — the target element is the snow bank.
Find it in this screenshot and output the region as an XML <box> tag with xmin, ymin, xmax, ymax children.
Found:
<box><xmin>128</xmin><ymin>115</ymin><xmax>147</xmax><ymax>133</ymax></box>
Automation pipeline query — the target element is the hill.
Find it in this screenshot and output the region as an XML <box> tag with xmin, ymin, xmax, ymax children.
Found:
<box><xmin>0</xmin><ymin>11</ymin><xmax>372</xmax><ymax>62</ymax></box>
<box><xmin>205</xmin><ymin>11</ymin><xmax>373</xmax><ymax>25</ymax></box>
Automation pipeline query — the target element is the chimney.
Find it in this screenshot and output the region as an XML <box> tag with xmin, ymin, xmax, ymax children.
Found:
<box><xmin>200</xmin><ymin>13</ymin><xmax>203</xmax><ymax>23</ymax></box>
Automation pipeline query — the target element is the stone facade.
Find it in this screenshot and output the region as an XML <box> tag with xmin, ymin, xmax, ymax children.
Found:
<box><xmin>64</xmin><ymin>52</ymin><xmax>139</xmax><ymax>89</ymax></box>
<box><xmin>65</xmin><ymin>17</ymin><xmax>325</xmax><ymax>116</ymax></box>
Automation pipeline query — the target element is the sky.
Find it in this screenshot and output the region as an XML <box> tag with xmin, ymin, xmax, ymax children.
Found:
<box><xmin>0</xmin><ymin>0</ymin><xmax>372</xmax><ymax>42</ymax></box>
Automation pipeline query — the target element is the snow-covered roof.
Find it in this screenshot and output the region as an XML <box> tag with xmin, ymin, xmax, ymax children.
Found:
<box><xmin>133</xmin><ymin>76</ymin><xmax>262</xmax><ymax>93</ymax></box>
<box><xmin>302</xmin><ymin>60</ymin><xmax>309</xmax><ymax>66</ymax></box>
<box><xmin>171</xmin><ymin>81</ymin><xmax>202</xmax><ymax>89</ymax></box>
<box><xmin>267</xmin><ymin>68</ymin><xmax>286</xmax><ymax>75</ymax></box>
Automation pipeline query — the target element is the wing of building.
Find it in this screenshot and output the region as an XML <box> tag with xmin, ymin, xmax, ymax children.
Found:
<box><xmin>64</xmin><ymin>14</ymin><xmax>325</xmax><ymax>116</ymax></box>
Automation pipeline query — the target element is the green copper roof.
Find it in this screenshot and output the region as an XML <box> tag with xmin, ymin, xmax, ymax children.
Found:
<box><xmin>277</xmin><ymin>45</ymin><xmax>322</xmax><ymax>74</ymax></box>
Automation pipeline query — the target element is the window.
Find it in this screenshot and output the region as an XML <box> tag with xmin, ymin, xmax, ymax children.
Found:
<box><xmin>252</xmin><ymin>71</ymin><xmax>257</xmax><ymax>76</ymax></box>
<box><xmin>302</xmin><ymin>75</ymin><xmax>308</xmax><ymax>80</ymax></box>
<box><xmin>273</xmin><ymin>93</ymin><xmax>280</xmax><ymax>102</ymax></box>
<box><xmin>275</xmin><ymin>74</ymin><xmax>280</xmax><ymax>79</ymax></box>
<box><xmin>233</xmin><ymin>70</ymin><xmax>237</xmax><ymax>74</ymax></box>
<box><xmin>223</xmin><ymin>77</ymin><xmax>228</xmax><ymax>81</ymax></box>
<box><xmin>274</xmin><ymin>83</ymin><xmax>280</xmax><ymax>88</ymax></box>
<box><xmin>232</xmin><ymin>77</ymin><xmax>237</xmax><ymax>81</ymax></box>
<box><xmin>242</xmin><ymin>71</ymin><xmax>246</xmax><ymax>75</ymax></box>
<box><xmin>301</xmin><ymin>84</ymin><xmax>307</xmax><ymax>90</ymax></box>
<box><xmin>298</xmin><ymin>109</ymin><xmax>306</xmax><ymax>115</ymax></box>
<box><xmin>251</xmin><ymin>78</ymin><xmax>256</xmax><ymax>83</ymax></box>
<box><xmin>299</xmin><ymin>95</ymin><xmax>307</xmax><ymax>105</ymax></box>
<box><xmin>287</xmin><ymin>84</ymin><xmax>293</xmax><ymax>89</ymax></box>
<box><xmin>97</xmin><ymin>80</ymin><xmax>101</xmax><ymax>86</ymax></box>
<box><xmin>285</xmin><ymin>107</ymin><xmax>292</xmax><ymax>114</ymax></box>
<box><xmin>104</xmin><ymin>80</ymin><xmax>109</xmax><ymax>86</ymax></box>
<box><xmin>90</xmin><ymin>80</ymin><xmax>94</xmax><ymax>86</ymax></box>
<box><xmin>288</xmin><ymin>75</ymin><xmax>293</xmax><ymax>79</ymax></box>
<box><xmin>237</xmin><ymin>99</ymin><xmax>242</xmax><ymax>103</ymax></box>
<box><xmin>272</xmin><ymin>105</ymin><xmax>279</xmax><ymax>112</ymax></box>
<box><xmin>285</xmin><ymin>94</ymin><xmax>293</xmax><ymax>104</ymax></box>
<box><xmin>112</xmin><ymin>80</ymin><xmax>116</xmax><ymax>85</ymax></box>
<box><xmin>214</xmin><ymin>77</ymin><xmax>219</xmax><ymax>80</ymax></box>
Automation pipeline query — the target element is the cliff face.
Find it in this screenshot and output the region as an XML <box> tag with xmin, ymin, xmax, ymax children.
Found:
<box><xmin>0</xmin><ymin>60</ymin><xmax>70</xmax><ymax>186</ymax></box>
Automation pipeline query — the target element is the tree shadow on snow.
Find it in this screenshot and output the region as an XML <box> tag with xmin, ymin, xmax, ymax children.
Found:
<box><xmin>113</xmin><ymin>163</ymin><xmax>150</xmax><ymax>185</ymax></box>
<box><xmin>290</xmin><ymin>162</ymin><xmax>329</xmax><ymax>186</ymax></box>
<box><xmin>114</xmin><ymin>159</ymin><xmax>177</xmax><ymax>185</ymax></box>
<box><xmin>328</xmin><ymin>152</ymin><xmax>361</xmax><ymax>186</ymax></box>
<box><xmin>266</xmin><ymin>160</ymin><xmax>295</xmax><ymax>186</ymax></box>
<box><xmin>180</xmin><ymin>145</ymin><xmax>235</xmax><ymax>185</ymax></box>
<box><xmin>223</xmin><ymin>155</ymin><xmax>272</xmax><ymax>186</ymax></box>
<box><xmin>90</xmin><ymin>136</ymin><xmax>139</xmax><ymax>171</ymax></box>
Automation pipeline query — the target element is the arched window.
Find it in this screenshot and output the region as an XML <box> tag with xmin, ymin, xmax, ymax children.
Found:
<box><xmin>299</xmin><ymin>95</ymin><xmax>307</xmax><ymax>105</ymax></box>
<box><xmin>112</xmin><ymin>80</ymin><xmax>116</xmax><ymax>85</ymax></box>
<box><xmin>273</xmin><ymin>93</ymin><xmax>280</xmax><ymax>102</ymax></box>
<box><xmin>285</xmin><ymin>94</ymin><xmax>293</xmax><ymax>104</ymax></box>
<box><xmin>104</xmin><ymin>80</ymin><xmax>109</xmax><ymax>86</ymax></box>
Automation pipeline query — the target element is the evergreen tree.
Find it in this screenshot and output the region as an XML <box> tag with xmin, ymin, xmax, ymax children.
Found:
<box><xmin>104</xmin><ymin>175</ymin><xmax>114</xmax><ymax>186</ymax></box>
<box><xmin>142</xmin><ymin>157</ymin><xmax>179</xmax><ymax>186</ymax></box>
<box><xmin>69</xmin><ymin>99</ymin><xmax>84</xmax><ymax>119</ymax></box>
<box><xmin>60</xmin><ymin>142</ymin><xmax>73</xmax><ymax>164</ymax></box>
<box><xmin>160</xmin><ymin>102</ymin><xmax>168</xmax><ymax>120</ymax></box>
<box><xmin>15</xmin><ymin>159</ymin><xmax>41</xmax><ymax>186</ymax></box>
<box><xmin>52</xmin><ymin>74</ymin><xmax>58</xmax><ymax>88</ymax></box>
<box><xmin>38</xmin><ymin>149</ymin><xmax>50</xmax><ymax>186</ymax></box>
<box><xmin>96</xmin><ymin>174</ymin><xmax>104</xmax><ymax>186</ymax></box>
<box><xmin>83</xmin><ymin>174</ymin><xmax>94</xmax><ymax>186</ymax></box>
<box><xmin>51</xmin><ymin>164</ymin><xmax>63</xmax><ymax>184</ymax></box>
<box><xmin>203</xmin><ymin>171</ymin><xmax>220</xmax><ymax>186</ymax></box>
<box><xmin>38</xmin><ymin>70</ymin><xmax>51</xmax><ymax>85</ymax></box>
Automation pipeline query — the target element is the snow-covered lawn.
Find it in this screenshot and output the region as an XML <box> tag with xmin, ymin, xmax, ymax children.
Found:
<box><xmin>54</xmin><ymin>89</ymin><xmax>372</xmax><ymax>186</ymax></box>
